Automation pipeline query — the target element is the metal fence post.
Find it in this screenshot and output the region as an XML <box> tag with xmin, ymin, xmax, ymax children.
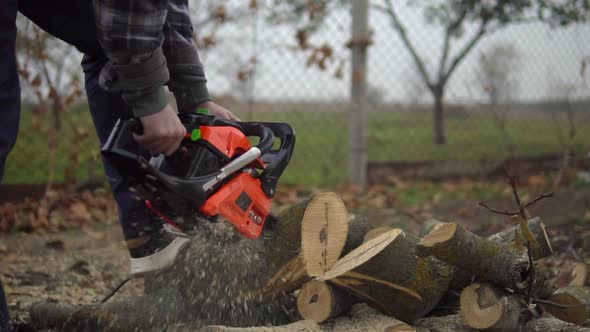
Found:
<box><xmin>349</xmin><ymin>0</ymin><xmax>370</xmax><ymax>187</ymax></box>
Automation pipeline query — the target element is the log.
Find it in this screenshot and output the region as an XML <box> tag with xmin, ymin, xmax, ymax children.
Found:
<box><xmin>542</xmin><ymin>286</ymin><xmax>590</xmax><ymax>326</ymax></box>
<box><xmin>487</xmin><ymin>217</ymin><xmax>553</xmax><ymax>260</ymax></box>
<box><xmin>342</xmin><ymin>215</ymin><xmax>374</xmax><ymax>254</ymax></box>
<box><xmin>30</xmin><ymin>289</ymin><xmax>185</xmax><ymax>332</ymax></box>
<box><xmin>251</xmin><ymin>192</ymin><xmax>349</xmax><ymax>300</ymax></box>
<box><xmin>322</xmin><ymin>227</ymin><xmax>454</xmax><ymax>323</ymax></box>
<box><xmin>446</xmin><ymin>218</ymin><xmax>554</xmax><ymax>299</ymax></box>
<box><xmin>31</xmin><ymin>192</ymin><xmax>350</xmax><ymax>330</ymax></box>
<box><xmin>418</xmin><ymin>222</ymin><xmax>530</xmax><ymax>291</ymax></box>
<box><xmin>460</xmin><ymin>282</ymin><xmax>532</xmax><ymax>331</ymax></box>
<box><xmin>296</xmin><ymin>280</ymin><xmax>354</xmax><ymax>323</ymax></box>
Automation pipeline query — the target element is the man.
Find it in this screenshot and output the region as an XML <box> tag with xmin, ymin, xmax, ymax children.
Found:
<box><xmin>1</xmin><ymin>0</ymin><xmax>235</xmax><ymax>329</ymax></box>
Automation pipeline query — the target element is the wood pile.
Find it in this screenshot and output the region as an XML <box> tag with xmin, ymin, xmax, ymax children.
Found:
<box><xmin>29</xmin><ymin>192</ymin><xmax>590</xmax><ymax>331</ymax></box>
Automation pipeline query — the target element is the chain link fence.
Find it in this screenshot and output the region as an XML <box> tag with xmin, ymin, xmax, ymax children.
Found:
<box><xmin>4</xmin><ymin>1</ymin><xmax>590</xmax><ymax>187</ymax></box>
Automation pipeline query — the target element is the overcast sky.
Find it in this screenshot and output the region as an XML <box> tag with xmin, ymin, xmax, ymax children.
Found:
<box><xmin>201</xmin><ymin>1</ymin><xmax>590</xmax><ymax>104</ymax></box>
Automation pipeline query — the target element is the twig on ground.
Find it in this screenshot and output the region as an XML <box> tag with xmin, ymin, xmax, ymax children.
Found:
<box><xmin>526</xmin><ymin>240</ymin><xmax>535</xmax><ymax>305</ymax></box>
<box><xmin>100</xmin><ymin>277</ymin><xmax>131</xmax><ymax>303</ymax></box>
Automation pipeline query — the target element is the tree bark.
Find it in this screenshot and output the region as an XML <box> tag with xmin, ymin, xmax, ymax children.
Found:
<box><xmin>542</xmin><ymin>286</ymin><xmax>590</xmax><ymax>326</ymax></box>
<box><xmin>418</xmin><ymin>222</ymin><xmax>530</xmax><ymax>291</ymax></box>
<box><xmin>459</xmin><ymin>282</ymin><xmax>532</xmax><ymax>331</ymax></box>
<box><xmin>487</xmin><ymin>217</ymin><xmax>553</xmax><ymax>260</ymax></box>
<box><xmin>327</xmin><ymin>227</ymin><xmax>454</xmax><ymax>323</ymax></box>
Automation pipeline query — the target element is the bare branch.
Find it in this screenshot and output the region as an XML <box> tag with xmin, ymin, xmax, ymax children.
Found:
<box><xmin>503</xmin><ymin>165</ymin><xmax>531</xmax><ymax>220</ymax></box>
<box><xmin>478</xmin><ymin>201</ymin><xmax>519</xmax><ymax>216</ymax></box>
<box><xmin>438</xmin><ymin>8</ymin><xmax>468</xmax><ymax>82</ymax></box>
<box><xmin>382</xmin><ymin>0</ymin><xmax>434</xmax><ymax>91</ymax></box>
<box><xmin>524</xmin><ymin>192</ymin><xmax>555</xmax><ymax>209</ymax></box>
<box><xmin>442</xmin><ymin>18</ymin><xmax>489</xmax><ymax>85</ymax></box>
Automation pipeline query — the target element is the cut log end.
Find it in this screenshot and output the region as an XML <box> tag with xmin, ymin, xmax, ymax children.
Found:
<box><xmin>301</xmin><ymin>192</ymin><xmax>349</xmax><ymax>277</ymax></box>
<box><xmin>317</xmin><ymin>228</ymin><xmax>403</xmax><ymax>281</ymax></box>
<box><xmin>570</xmin><ymin>263</ymin><xmax>588</xmax><ymax>287</ymax></box>
<box><xmin>296</xmin><ymin>280</ymin><xmax>352</xmax><ymax>323</ymax></box>
<box><xmin>460</xmin><ymin>283</ymin><xmax>505</xmax><ymax>330</ymax></box>
<box><xmin>418</xmin><ymin>223</ymin><xmax>457</xmax><ymax>247</ymax></box>
<box><xmin>385</xmin><ymin>322</ymin><xmax>417</xmax><ymax>332</ymax></box>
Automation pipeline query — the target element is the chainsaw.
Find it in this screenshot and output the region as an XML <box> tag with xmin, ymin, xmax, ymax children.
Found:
<box><xmin>101</xmin><ymin>111</ymin><xmax>295</xmax><ymax>239</ymax></box>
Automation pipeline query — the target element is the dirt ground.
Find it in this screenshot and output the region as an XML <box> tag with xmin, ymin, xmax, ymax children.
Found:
<box><xmin>1</xmin><ymin>185</ymin><xmax>589</xmax><ymax>330</ymax></box>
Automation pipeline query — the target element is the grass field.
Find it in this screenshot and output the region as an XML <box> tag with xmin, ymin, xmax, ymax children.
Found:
<box><xmin>4</xmin><ymin>102</ymin><xmax>590</xmax><ymax>185</ymax></box>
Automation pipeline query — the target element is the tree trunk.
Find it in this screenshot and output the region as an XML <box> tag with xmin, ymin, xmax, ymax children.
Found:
<box><xmin>296</xmin><ymin>280</ymin><xmax>355</xmax><ymax>323</ymax></box>
<box><xmin>460</xmin><ymin>282</ymin><xmax>532</xmax><ymax>331</ymax></box>
<box><xmin>417</xmin><ymin>223</ymin><xmax>530</xmax><ymax>291</ymax></box>
<box><xmin>433</xmin><ymin>88</ymin><xmax>446</xmax><ymax>145</ymax></box>
<box><xmin>542</xmin><ymin>286</ymin><xmax>590</xmax><ymax>326</ymax></box>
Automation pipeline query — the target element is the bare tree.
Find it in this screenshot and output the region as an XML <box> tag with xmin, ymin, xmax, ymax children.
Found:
<box><xmin>477</xmin><ymin>43</ymin><xmax>520</xmax><ymax>106</ymax></box>
<box><xmin>372</xmin><ymin>0</ymin><xmax>589</xmax><ymax>145</ymax></box>
<box><xmin>476</xmin><ymin>43</ymin><xmax>521</xmax><ymax>158</ymax></box>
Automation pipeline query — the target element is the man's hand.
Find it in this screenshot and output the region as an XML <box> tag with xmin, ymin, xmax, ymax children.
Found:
<box><xmin>134</xmin><ymin>104</ymin><xmax>186</xmax><ymax>156</ymax></box>
<box><xmin>198</xmin><ymin>101</ymin><xmax>240</xmax><ymax>121</ymax></box>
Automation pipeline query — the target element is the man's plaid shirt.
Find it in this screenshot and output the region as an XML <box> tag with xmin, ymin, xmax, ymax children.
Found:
<box><xmin>93</xmin><ymin>0</ymin><xmax>210</xmax><ymax>117</ymax></box>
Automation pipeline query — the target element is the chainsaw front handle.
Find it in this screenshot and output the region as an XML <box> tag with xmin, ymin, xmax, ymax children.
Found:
<box><xmin>238</xmin><ymin>122</ymin><xmax>275</xmax><ymax>154</ymax></box>
<box><xmin>202</xmin><ymin>146</ymin><xmax>261</xmax><ymax>192</ymax></box>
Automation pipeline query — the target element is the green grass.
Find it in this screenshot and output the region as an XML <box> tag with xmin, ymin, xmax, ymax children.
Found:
<box><xmin>4</xmin><ymin>104</ymin><xmax>590</xmax><ymax>186</ymax></box>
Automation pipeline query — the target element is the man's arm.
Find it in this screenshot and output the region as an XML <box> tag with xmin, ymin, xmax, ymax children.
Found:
<box><xmin>161</xmin><ymin>0</ymin><xmax>239</xmax><ymax>120</ymax></box>
<box><xmin>93</xmin><ymin>0</ymin><xmax>172</xmax><ymax>118</ymax></box>
<box><xmin>92</xmin><ymin>0</ymin><xmax>236</xmax><ymax>155</ymax></box>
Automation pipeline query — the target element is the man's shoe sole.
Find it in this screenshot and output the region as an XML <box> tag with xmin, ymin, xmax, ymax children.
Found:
<box><xmin>130</xmin><ymin>237</ymin><xmax>190</xmax><ymax>277</ymax></box>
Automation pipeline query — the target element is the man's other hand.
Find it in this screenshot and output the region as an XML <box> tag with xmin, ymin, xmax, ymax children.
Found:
<box><xmin>134</xmin><ymin>104</ymin><xmax>187</xmax><ymax>156</ymax></box>
<box><xmin>198</xmin><ymin>101</ymin><xmax>240</xmax><ymax>121</ymax></box>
